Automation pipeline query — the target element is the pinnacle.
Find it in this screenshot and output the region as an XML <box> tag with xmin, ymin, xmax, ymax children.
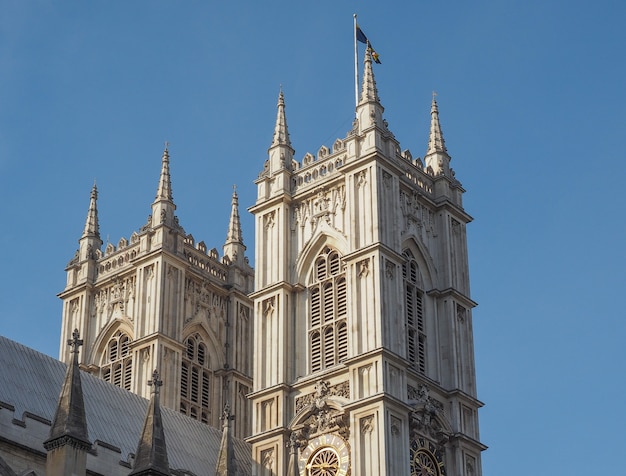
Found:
<box><xmin>270</xmin><ymin>89</ymin><xmax>292</xmax><ymax>149</ymax></box>
<box><xmin>359</xmin><ymin>48</ymin><xmax>381</xmax><ymax>105</ymax></box>
<box><xmin>155</xmin><ymin>145</ymin><xmax>174</xmax><ymax>203</ymax></box>
<box><xmin>426</xmin><ymin>94</ymin><xmax>448</xmax><ymax>156</ymax></box>
<box><xmin>81</xmin><ymin>182</ymin><xmax>100</xmax><ymax>239</ymax></box>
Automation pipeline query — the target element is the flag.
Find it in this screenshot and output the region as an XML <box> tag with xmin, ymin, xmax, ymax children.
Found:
<box><xmin>371</xmin><ymin>49</ymin><xmax>381</xmax><ymax>64</ymax></box>
<box><xmin>356</xmin><ymin>25</ymin><xmax>368</xmax><ymax>44</ymax></box>
<box><xmin>356</xmin><ymin>24</ymin><xmax>381</xmax><ymax>64</ymax></box>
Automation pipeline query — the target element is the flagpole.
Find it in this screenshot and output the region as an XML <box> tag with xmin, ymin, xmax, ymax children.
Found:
<box><xmin>353</xmin><ymin>13</ymin><xmax>359</xmax><ymax>115</ymax></box>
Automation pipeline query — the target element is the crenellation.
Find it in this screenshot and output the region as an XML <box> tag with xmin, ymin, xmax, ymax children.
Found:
<box><xmin>97</xmin><ymin>241</ymin><xmax>141</xmax><ymax>276</ymax></box>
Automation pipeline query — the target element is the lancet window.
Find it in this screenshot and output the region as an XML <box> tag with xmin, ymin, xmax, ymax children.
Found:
<box><xmin>102</xmin><ymin>331</ymin><xmax>133</xmax><ymax>391</ymax></box>
<box><xmin>403</xmin><ymin>249</ymin><xmax>426</xmax><ymax>373</ymax></box>
<box><xmin>308</xmin><ymin>246</ymin><xmax>348</xmax><ymax>372</ymax></box>
<box><xmin>180</xmin><ymin>333</ymin><xmax>212</xmax><ymax>424</ymax></box>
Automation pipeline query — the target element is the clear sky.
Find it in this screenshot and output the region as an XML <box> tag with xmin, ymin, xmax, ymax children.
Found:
<box><xmin>1</xmin><ymin>1</ymin><xmax>625</xmax><ymax>475</ymax></box>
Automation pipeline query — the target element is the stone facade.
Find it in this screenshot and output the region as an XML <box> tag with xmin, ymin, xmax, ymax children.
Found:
<box><xmin>247</xmin><ymin>50</ymin><xmax>485</xmax><ymax>475</ymax></box>
<box><xmin>58</xmin><ymin>150</ymin><xmax>254</xmax><ymax>439</ymax></box>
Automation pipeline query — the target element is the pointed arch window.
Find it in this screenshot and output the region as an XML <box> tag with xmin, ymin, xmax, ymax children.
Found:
<box><xmin>101</xmin><ymin>331</ymin><xmax>133</xmax><ymax>391</ymax></box>
<box><xmin>403</xmin><ymin>250</ymin><xmax>426</xmax><ymax>373</ymax></box>
<box><xmin>180</xmin><ymin>333</ymin><xmax>213</xmax><ymax>424</ymax></box>
<box><xmin>308</xmin><ymin>247</ymin><xmax>348</xmax><ymax>372</ymax></box>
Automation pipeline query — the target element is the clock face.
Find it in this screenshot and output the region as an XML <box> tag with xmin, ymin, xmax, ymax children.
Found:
<box><xmin>410</xmin><ymin>438</ymin><xmax>446</xmax><ymax>476</ymax></box>
<box><xmin>299</xmin><ymin>434</ymin><xmax>350</xmax><ymax>476</ymax></box>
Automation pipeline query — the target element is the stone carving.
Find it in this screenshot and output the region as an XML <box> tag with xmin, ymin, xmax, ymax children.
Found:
<box><xmin>391</xmin><ymin>416</ymin><xmax>401</xmax><ymax>436</ymax></box>
<box><xmin>382</xmin><ymin>170</ymin><xmax>392</xmax><ymax>189</ymax></box>
<box><xmin>264</xmin><ymin>211</ymin><xmax>275</xmax><ymax>229</ymax></box>
<box><xmin>408</xmin><ymin>384</ymin><xmax>448</xmax><ymax>445</ymax></box>
<box><xmin>457</xmin><ymin>304</ymin><xmax>466</xmax><ymax>323</ymax></box>
<box><xmin>295</xmin><ymin>380</ymin><xmax>350</xmax><ymax>413</ymax></box>
<box><xmin>292</xmin><ymin>379</ymin><xmax>350</xmax><ymax>446</ymax></box>
<box><xmin>360</xmin><ymin>415</ymin><xmax>374</xmax><ymax>434</ymax></box>
<box><xmin>261</xmin><ymin>448</ymin><xmax>274</xmax><ymax>471</ymax></box>
<box><xmin>357</xmin><ymin>258</ymin><xmax>370</xmax><ymax>278</ymax></box>
<box><xmin>356</xmin><ymin>170</ymin><xmax>367</xmax><ymax>187</ymax></box>
<box><xmin>184</xmin><ymin>278</ymin><xmax>227</xmax><ymax>324</ymax></box>
<box><xmin>385</xmin><ymin>260</ymin><xmax>395</xmax><ymax>279</ymax></box>
<box><xmin>263</xmin><ymin>297</ymin><xmax>275</xmax><ymax>317</ymax></box>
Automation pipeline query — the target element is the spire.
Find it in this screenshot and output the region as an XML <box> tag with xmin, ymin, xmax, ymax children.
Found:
<box><xmin>270</xmin><ymin>88</ymin><xmax>292</xmax><ymax>148</ymax></box>
<box><xmin>151</xmin><ymin>144</ymin><xmax>177</xmax><ymax>229</ymax></box>
<box><xmin>129</xmin><ymin>370</ymin><xmax>171</xmax><ymax>476</ymax></box>
<box><xmin>225</xmin><ymin>186</ymin><xmax>243</xmax><ymax>245</ymax></box>
<box><xmin>215</xmin><ymin>403</ymin><xmax>236</xmax><ymax>475</ymax></box>
<box><xmin>223</xmin><ymin>185</ymin><xmax>246</xmax><ymax>265</ymax></box>
<box><xmin>82</xmin><ymin>182</ymin><xmax>100</xmax><ymax>239</ymax></box>
<box><xmin>265</xmin><ymin>88</ymin><xmax>295</xmax><ymax>177</ymax></box>
<box><xmin>424</xmin><ymin>93</ymin><xmax>451</xmax><ymax>177</ymax></box>
<box><xmin>155</xmin><ymin>144</ymin><xmax>174</xmax><ymax>203</ymax></box>
<box><xmin>426</xmin><ymin>93</ymin><xmax>448</xmax><ymax>155</ymax></box>
<box><xmin>355</xmin><ymin>48</ymin><xmax>384</xmax><ymax>133</ymax></box>
<box><xmin>358</xmin><ymin>47</ymin><xmax>381</xmax><ymax>105</ymax></box>
<box><xmin>44</xmin><ymin>329</ymin><xmax>91</xmax><ymax>451</ymax></box>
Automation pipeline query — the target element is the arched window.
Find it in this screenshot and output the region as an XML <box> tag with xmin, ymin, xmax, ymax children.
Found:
<box><xmin>180</xmin><ymin>333</ymin><xmax>213</xmax><ymax>423</ymax></box>
<box><xmin>308</xmin><ymin>247</ymin><xmax>348</xmax><ymax>372</ymax></box>
<box><xmin>101</xmin><ymin>331</ymin><xmax>133</xmax><ymax>391</ymax></box>
<box><xmin>403</xmin><ymin>250</ymin><xmax>426</xmax><ymax>373</ymax></box>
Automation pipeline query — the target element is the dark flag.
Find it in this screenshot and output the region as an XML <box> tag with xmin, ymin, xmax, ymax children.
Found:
<box><xmin>356</xmin><ymin>24</ymin><xmax>381</xmax><ymax>64</ymax></box>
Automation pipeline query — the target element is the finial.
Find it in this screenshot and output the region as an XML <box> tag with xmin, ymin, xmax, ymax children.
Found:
<box><xmin>164</xmin><ymin>141</ymin><xmax>169</xmax><ymax>152</ymax></box>
<box><xmin>432</xmin><ymin>91</ymin><xmax>438</xmax><ymax>100</ymax></box>
<box><xmin>220</xmin><ymin>402</ymin><xmax>234</xmax><ymax>429</ymax></box>
<box><xmin>67</xmin><ymin>328</ymin><xmax>83</xmax><ymax>354</ymax></box>
<box><xmin>147</xmin><ymin>370</ymin><xmax>163</xmax><ymax>396</ymax></box>
<box><xmin>221</xmin><ymin>402</ymin><xmax>234</xmax><ymax>421</ymax></box>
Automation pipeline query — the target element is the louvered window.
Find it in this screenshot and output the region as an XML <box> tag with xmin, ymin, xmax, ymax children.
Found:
<box><xmin>180</xmin><ymin>334</ymin><xmax>213</xmax><ymax>424</ymax></box>
<box><xmin>308</xmin><ymin>247</ymin><xmax>348</xmax><ymax>372</ymax></box>
<box><xmin>403</xmin><ymin>250</ymin><xmax>426</xmax><ymax>373</ymax></box>
<box><xmin>181</xmin><ymin>362</ymin><xmax>189</xmax><ymax>399</ymax></box>
<box><xmin>337</xmin><ymin>321</ymin><xmax>348</xmax><ymax>361</ymax></box>
<box><xmin>311</xmin><ymin>331</ymin><xmax>322</xmax><ymax>372</ymax></box>
<box><xmin>123</xmin><ymin>360</ymin><xmax>132</xmax><ymax>390</ymax></box>
<box><xmin>102</xmin><ymin>331</ymin><xmax>133</xmax><ymax>391</ymax></box>
<box><xmin>113</xmin><ymin>364</ymin><xmax>122</xmax><ymax>387</ymax></box>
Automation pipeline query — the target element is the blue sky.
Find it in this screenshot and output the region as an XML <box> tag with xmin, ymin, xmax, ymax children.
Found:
<box><xmin>1</xmin><ymin>1</ymin><xmax>625</xmax><ymax>474</ymax></box>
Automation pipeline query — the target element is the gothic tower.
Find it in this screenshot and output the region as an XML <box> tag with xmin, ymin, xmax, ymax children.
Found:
<box><xmin>58</xmin><ymin>147</ymin><xmax>254</xmax><ymax>438</ymax></box>
<box><xmin>248</xmin><ymin>50</ymin><xmax>485</xmax><ymax>475</ymax></box>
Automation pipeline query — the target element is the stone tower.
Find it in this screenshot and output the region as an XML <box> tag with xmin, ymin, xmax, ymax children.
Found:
<box><xmin>58</xmin><ymin>147</ymin><xmax>254</xmax><ymax>438</ymax></box>
<box><xmin>248</xmin><ymin>50</ymin><xmax>485</xmax><ymax>475</ymax></box>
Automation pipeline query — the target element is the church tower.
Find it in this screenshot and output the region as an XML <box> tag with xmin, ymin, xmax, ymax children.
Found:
<box><xmin>248</xmin><ymin>50</ymin><xmax>485</xmax><ymax>475</ymax></box>
<box><xmin>58</xmin><ymin>146</ymin><xmax>254</xmax><ymax>438</ymax></box>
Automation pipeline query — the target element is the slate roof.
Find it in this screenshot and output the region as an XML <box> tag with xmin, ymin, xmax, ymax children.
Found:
<box><xmin>0</xmin><ymin>335</ymin><xmax>252</xmax><ymax>476</ymax></box>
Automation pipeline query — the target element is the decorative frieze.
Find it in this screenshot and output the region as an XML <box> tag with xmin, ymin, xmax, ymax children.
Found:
<box><xmin>295</xmin><ymin>379</ymin><xmax>350</xmax><ymax>414</ymax></box>
<box><xmin>184</xmin><ymin>278</ymin><xmax>227</xmax><ymax>323</ymax></box>
<box><xmin>92</xmin><ymin>276</ymin><xmax>136</xmax><ymax>322</ymax></box>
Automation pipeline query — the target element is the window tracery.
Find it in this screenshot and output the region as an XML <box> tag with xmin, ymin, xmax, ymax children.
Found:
<box><xmin>403</xmin><ymin>249</ymin><xmax>426</xmax><ymax>373</ymax></box>
<box><xmin>308</xmin><ymin>247</ymin><xmax>347</xmax><ymax>372</ymax></box>
<box><xmin>180</xmin><ymin>333</ymin><xmax>212</xmax><ymax>424</ymax></box>
<box><xmin>102</xmin><ymin>331</ymin><xmax>133</xmax><ymax>391</ymax></box>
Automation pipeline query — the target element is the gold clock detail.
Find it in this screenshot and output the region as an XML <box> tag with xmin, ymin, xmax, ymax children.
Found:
<box><xmin>410</xmin><ymin>438</ymin><xmax>446</xmax><ymax>476</ymax></box>
<box><xmin>299</xmin><ymin>434</ymin><xmax>350</xmax><ymax>476</ymax></box>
